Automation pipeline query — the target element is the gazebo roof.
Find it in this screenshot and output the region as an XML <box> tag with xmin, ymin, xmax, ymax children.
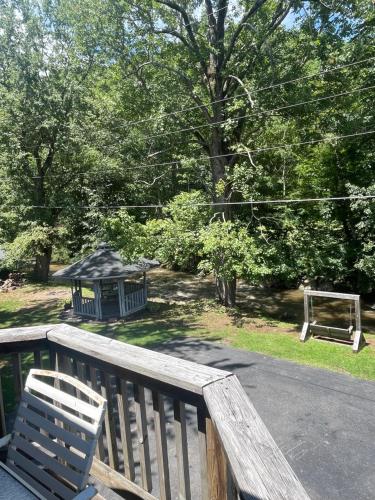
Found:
<box><xmin>53</xmin><ymin>243</ymin><xmax>159</xmax><ymax>281</ymax></box>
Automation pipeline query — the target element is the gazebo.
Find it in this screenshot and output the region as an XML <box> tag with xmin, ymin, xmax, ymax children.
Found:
<box><xmin>53</xmin><ymin>243</ymin><xmax>159</xmax><ymax>320</ymax></box>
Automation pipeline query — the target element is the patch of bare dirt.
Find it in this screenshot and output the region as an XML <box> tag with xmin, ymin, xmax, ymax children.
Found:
<box><xmin>6</xmin><ymin>285</ymin><xmax>70</xmax><ymax>305</ymax></box>
<box><xmin>148</xmin><ymin>268</ymin><xmax>375</xmax><ymax>333</ymax></box>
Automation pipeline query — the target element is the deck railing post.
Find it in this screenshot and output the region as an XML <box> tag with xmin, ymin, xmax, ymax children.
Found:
<box><xmin>0</xmin><ymin>372</ymin><xmax>6</xmax><ymax>437</ymax></box>
<box><xmin>11</xmin><ymin>353</ymin><xmax>23</xmax><ymax>403</ymax></box>
<box><xmin>206</xmin><ymin>417</ymin><xmax>228</xmax><ymax>500</ymax></box>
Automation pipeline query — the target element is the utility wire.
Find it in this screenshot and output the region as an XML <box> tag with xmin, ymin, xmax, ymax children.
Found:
<box><xmin>1</xmin><ymin>129</ymin><xmax>373</xmax><ymax>180</ymax></box>
<box><xmin>130</xmin><ymin>129</ymin><xmax>375</xmax><ymax>170</ymax></box>
<box><xmin>2</xmin><ymin>62</ymin><xmax>372</xmax><ymax>180</ymax></box>
<box><xmin>125</xmin><ymin>56</ymin><xmax>375</xmax><ymax>127</ymax></box>
<box><xmin>2</xmin><ymin>195</ymin><xmax>375</xmax><ymax>211</ymax></box>
<box><xmin>144</xmin><ymin>84</ymin><xmax>375</xmax><ymax>140</ymax></box>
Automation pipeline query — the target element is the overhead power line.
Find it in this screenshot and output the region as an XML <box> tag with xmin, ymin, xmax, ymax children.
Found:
<box><xmin>2</xmin><ymin>195</ymin><xmax>375</xmax><ymax>211</ymax></box>
<box><xmin>0</xmin><ymin>129</ymin><xmax>373</xmax><ymax>181</ymax></box>
<box><xmin>144</xmin><ymin>84</ymin><xmax>375</xmax><ymax>140</ymax></box>
<box><xmin>125</xmin><ymin>56</ymin><xmax>375</xmax><ymax>127</ymax></box>
<box><xmin>130</xmin><ymin>129</ymin><xmax>375</xmax><ymax>170</ymax></box>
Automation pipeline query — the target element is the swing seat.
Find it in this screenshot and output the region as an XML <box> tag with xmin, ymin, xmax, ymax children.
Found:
<box><xmin>310</xmin><ymin>323</ymin><xmax>353</xmax><ymax>340</ymax></box>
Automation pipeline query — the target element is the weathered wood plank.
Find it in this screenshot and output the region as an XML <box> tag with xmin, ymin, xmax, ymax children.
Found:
<box><xmin>17</xmin><ymin>404</ymin><xmax>91</xmax><ymax>454</ymax></box>
<box><xmin>203</xmin><ymin>376</ymin><xmax>310</xmax><ymax>500</ymax></box>
<box><xmin>0</xmin><ymin>373</ymin><xmax>6</xmax><ymax>437</ymax></box>
<box><xmin>116</xmin><ymin>378</ymin><xmax>135</xmax><ymax>481</ymax></box>
<box><xmin>26</xmin><ymin>376</ymin><xmax>102</xmax><ymax>421</ymax></box>
<box><xmin>13</xmin><ymin>410</ymin><xmax>87</xmax><ymax>470</ymax></box>
<box><xmin>11</xmin><ymin>353</ymin><xmax>23</xmax><ymax>403</ymax></box>
<box><xmin>22</xmin><ymin>391</ymin><xmax>96</xmax><ymax>438</ymax></box>
<box><xmin>91</xmin><ymin>458</ymin><xmax>158</xmax><ymax>500</ymax></box>
<box><xmin>33</xmin><ymin>350</ymin><xmax>42</xmax><ymax>368</ymax></box>
<box><xmin>152</xmin><ymin>391</ymin><xmax>171</xmax><ymax>500</ymax></box>
<box><xmin>134</xmin><ymin>383</ymin><xmax>152</xmax><ymax>492</ymax></box>
<box><xmin>197</xmin><ymin>407</ymin><xmax>209</xmax><ymax>500</ymax></box>
<box><xmin>48</xmin><ymin>324</ymin><xmax>230</xmax><ymax>395</ymax></box>
<box><xmin>89</xmin><ymin>366</ymin><xmax>105</xmax><ymax>462</ymax></box>
<box><xmin>100</xmin><ymin>371</ymin><xmax>119</xmax><ymax>471</ymax></box>
<box><xmin>303</xmin><ymin>290</ymin><xmax>360</xmax><ymax>300</ymax></box>
<box><xmin>6</xmin><ymin>460</ymin><xmax>59</xmax><ymax>500</ymax></box>
<box><xmin>12</xmin><ymin>433</ymin><xmax>83</xmax><ymax>487</ymax></box>
<box><xmin>0</xmin><ymin>325</ymin><xmax>55</xmax><ymax>343</ymax></box>
<box><xmin>7</xmin><ymin>447</ymin><xmax>75</xmax><ymax>499</ymax></box>
<box><xmin>173</xmin><ymin>400</ymin><xmax>191</xmax><ymax>500</ymax></box>
<box><xmin>206</xmin><ymin>417</ymin><xmax>227</xmax><ymax>500</ymax></box>
<box><xmin>51</xmin><ymin>343</ymin><xmax>205</xmax><ymax>407</ymax></box>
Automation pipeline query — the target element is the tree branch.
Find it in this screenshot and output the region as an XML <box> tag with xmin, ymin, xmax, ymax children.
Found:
<box><xmin>155</xmin><ymin>0</ymin><xmax>207</xmax><ymax>72</ymax></box>
<box><xmin>152</xmin><ymin>28</ymin><xmax>191</xmax><ymax>50</ymax></box>
<box><xmin>143</xmin><ymin>60</ymin><xmax>212</xmax><ymax>122</ymax></box>
<box><xmin>223</xmin><ymin>0</ymin><xmax>268</xmax><ymax>69</ymax></box>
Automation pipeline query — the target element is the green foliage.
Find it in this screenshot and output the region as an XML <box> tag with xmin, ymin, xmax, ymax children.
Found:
<box><xmin>199</xmin><ymin>221</ymin><xmax>267</xmax><ymax>283</ymax></box>
<box><xmin>150</xmin><ymin>192</ymin><xmax>211</xmax><ymax>272</ymax></box>
<box><xmin>0</xmin><ymin>0</ymin><xmax>374</xmax><ymax>292</ymax></box>
<box><xmin>101</xmin><ymin>191</ymin><xmax>211</xmax><ymax>272</ymax></box>
<box><xmin>101</xmin><ymin>210</ymin><xmax>147</xmax><ymax>261</ymax></box>
<box><xmin>3</xmin><ymin>224</ymin><xmax>63</xmax><ymax>271</ymax></box>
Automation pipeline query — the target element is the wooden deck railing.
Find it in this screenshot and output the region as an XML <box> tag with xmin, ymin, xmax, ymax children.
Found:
<box><xmin>0</xmin><ymin>324</ymin><xmax>310</xmax><ymax>500</ymax></box>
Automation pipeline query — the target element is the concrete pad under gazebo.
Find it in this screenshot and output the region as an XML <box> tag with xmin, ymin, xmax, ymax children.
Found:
<box><xmin>53</xmin><ymin>243</ymin><xmax>159</xmax><ymax>320</ymax></box>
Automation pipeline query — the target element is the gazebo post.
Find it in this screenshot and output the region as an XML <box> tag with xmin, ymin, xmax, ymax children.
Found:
<box><xmin>93</xmin><ymin>281</ymin><xmax>103</xmax><ymax>320</ymax></box>
<box><xmin>117</xmin><ymin>279</ymin><xmax>126</xmax><ymax>317</ymax></box>
<box><xmin>143</xmin><ymin>272</ymin><xmax>147</xmax><ymax>302</ymax></box>
<box><xmin>72</xmin><ymin>280</ymin><xmax>82</xmax><ymax>315</ymax></box>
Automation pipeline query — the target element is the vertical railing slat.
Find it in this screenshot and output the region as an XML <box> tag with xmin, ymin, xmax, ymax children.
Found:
<box><xmin>226</xmin><ymin>464</ymin><xmax>238</xmax><ymax>500</ymax></box>
<box><xmin>100</xmin><ymin>371</ymin><xmax>119</xmax><ymax>471</ymax></box>
<box><xmin>206</xmin><ymin>417</ymin><xmax>228</xmax><ymax>500</ymax></box>
<box><xmin>11</xmin><ymin>353</ymin><xmax>23</xmax><ymax>403</ymax></box>
<box><xmin>197</xmin><ymin>407</ymin><xmax>209</xmax><ymax>500</ymax></box>
<box><xmin>153</xmin><ymin>391</ymin><xmax>171</xmax><ymax>500</ymax></box>
<box><xmin>0</xmin><ymin>372</ymin><xmax>6</xmax><ymax>437</ymax></box>
<box><xmin>33</xmin><ymin>350</ymin><xmax>42</xmax><ymax>369</ymax></box>
<box><xmin>134</xmin><ymin>383</ymin><xmax>152</xmax><ymax>492</ymax></box>
<box><xmin>116</xmin><ymin>377</ymin><xmax>135</xmax><ymax>481</ymax></box>
<box><xmin>89</xmin><ymin>366</ymin><xmax>105</xmax><ymax>461</ymax></box>
<box><xmin>174</xmin><ymin>400</ymin><xmax>191</xmax><ymax>500</ymax></box>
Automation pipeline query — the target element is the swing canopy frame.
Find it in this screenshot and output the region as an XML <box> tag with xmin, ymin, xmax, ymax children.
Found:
<box><xmin>300</xmin><ymin>289</ymin><xmax>365</xmax><ymax>353</ymax></box>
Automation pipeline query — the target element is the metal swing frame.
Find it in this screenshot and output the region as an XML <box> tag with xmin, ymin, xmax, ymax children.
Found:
<box><xmin>300</xmin><ymin>289</ymin><xmax>365</xmax><ymax>353</ymax></box>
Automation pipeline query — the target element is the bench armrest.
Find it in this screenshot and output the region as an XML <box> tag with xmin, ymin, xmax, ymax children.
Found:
<box><xmin>0</xmin><ymin>434</ymin><xmax>11</xmax><ymax>449</ymax></box>
<box><xmin>73</xmin><ymin>485</ymin><xmax>97</xmax><ymax>499</ymax></box>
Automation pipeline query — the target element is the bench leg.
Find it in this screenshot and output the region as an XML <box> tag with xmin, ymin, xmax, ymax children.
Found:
<box><xmin>300</xmin><ymin>322</ymin><xmax>310</xmax><ymax>342</ymax></box>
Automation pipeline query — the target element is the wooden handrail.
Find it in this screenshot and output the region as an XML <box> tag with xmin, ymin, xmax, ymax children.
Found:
<box><xmin>47</xmin><ymin>324</ymin><xmax>231</xmax><ymax>395</ymax></box>
<box><xmin>0</xmin><ymin>324</ymin><xmax>310</xmax><ymax>499</ymax></box>
<box><xmin>203</xmin><ymin>376</ymin><xmax>310</xmax><ymax>499</ymax></box>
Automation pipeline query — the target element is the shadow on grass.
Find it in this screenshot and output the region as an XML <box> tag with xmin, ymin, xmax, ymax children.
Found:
<box><xmin>0</xmin><ymin>301</ymin><xmax>62</xmax><ymax>329</ymax></box>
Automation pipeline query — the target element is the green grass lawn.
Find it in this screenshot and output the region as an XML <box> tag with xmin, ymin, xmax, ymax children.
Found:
<box><xmin>0</xmin><ymin>282</ymin><xmax>375</xmax><ymax>386</ymax></box>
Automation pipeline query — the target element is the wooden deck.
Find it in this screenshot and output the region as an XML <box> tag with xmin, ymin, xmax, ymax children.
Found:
<box><xmin>0</xmin><ymin>324</ymin><xmax>310</xmax><ymax>500</ymax></box>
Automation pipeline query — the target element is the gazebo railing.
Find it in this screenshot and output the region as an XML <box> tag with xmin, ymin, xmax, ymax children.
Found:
<box><xmin>72</xmin><ymin>292</ymin><xmax>96</xmax><ymax>318</ymax></box>
<box><xmin>81</xmin><ymin>297</ymin><xmax>96</xmax><ymax>317</ymax></box>
<box><xmin>0</xmin><ymin>324</ymin><xmax>310</xmax><ymax>500</ymax></box>
<box><xmin>123</xmin><ymin>288</ymin><xmax>147</xmax><ymax>315</ymax></box>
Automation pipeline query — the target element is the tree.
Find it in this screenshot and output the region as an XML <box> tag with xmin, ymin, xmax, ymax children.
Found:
<box><xmin>107</xmin><ymin>0</ymin><xmax>373</xmax><ymax>303</ymax></box>
<box><xmin>199</xmin><ymin>220</ymin><xmax>267</xmax><ymax>306</ymax></box>
<box><xmin>0</xmin><ymin>0</ymin><xmax>100</xmax><ymax>280</ymax></box>
<box><xmin>135</xmin><ymin>1</ymin><xmax>295</xmax><ymax>302</ymax></box>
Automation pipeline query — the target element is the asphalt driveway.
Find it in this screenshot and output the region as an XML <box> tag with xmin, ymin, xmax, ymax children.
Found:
<box><xmin>154</xmin><ymin>338</ymin><xmax>375</xmax><ymax>500</ymax></box>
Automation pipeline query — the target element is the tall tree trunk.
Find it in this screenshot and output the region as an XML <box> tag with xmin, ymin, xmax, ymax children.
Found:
<box><xmin>33</xmin><ymin>246</ymin><xmax>52</xmax><ymax>282</ymax></box>
<box><xmin>216</xmin><ymin>276</ymin><xmax>236</xmax><ymax>307</ymax></box>
<box><xmin>210</xmin><ymin>123</ymin><xmax>236</xmax><ymax>305</ymax></box>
